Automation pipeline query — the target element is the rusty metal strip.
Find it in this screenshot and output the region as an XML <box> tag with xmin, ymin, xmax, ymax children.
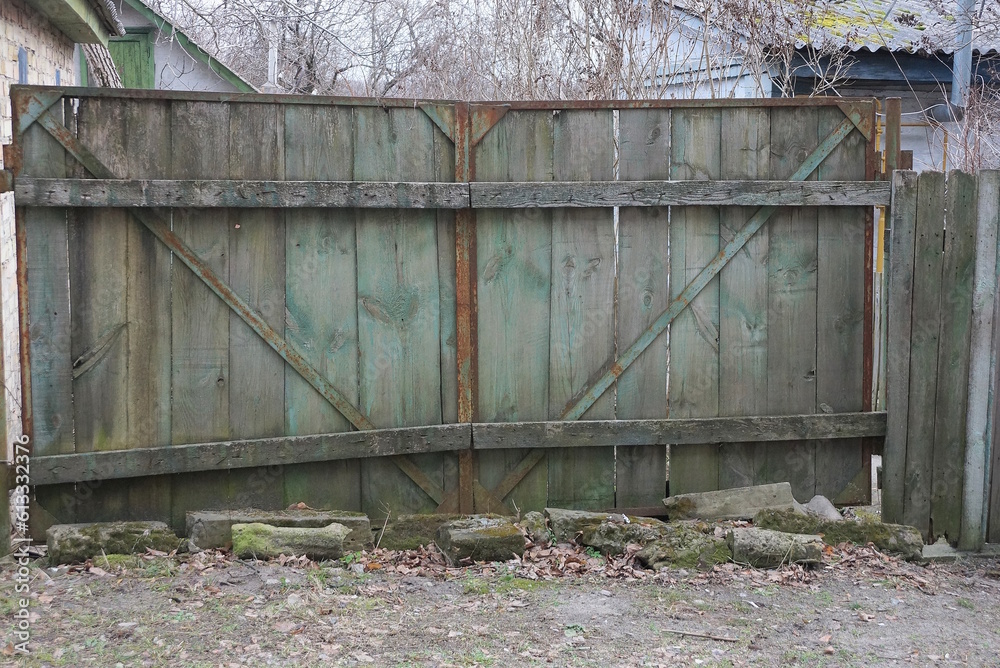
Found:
<box><xmin>419</xmin><ymin>103</ymin><xmax>456</xmax><ymax>143</ymax></box>
<box><xmin>27</xmin><ymin>106</ymin><xmax>456</xmax><ymax>504</ymax></box>
<box><xmin>0</xmin><ymin>170</ymin><xmax>11</xmax><ymax>193</ymax></box>
<box><xmin>561</xmin><ymin>112</ymin><xmax>863</xmax><ymax>421</ymax></box>
<box><xmin>15</xmin><ymin>91</ymin><xmax>65</xmax><ymax>136</ymax></box>
<box><xmin>836</xmin><ymin>100</ymin><xmax>875</xmax><ymax>142</ymax></box>
<box><xmin>470</xmin><ymin>105</ymin><xmax>510</xmax><ymax>147</ymax></box>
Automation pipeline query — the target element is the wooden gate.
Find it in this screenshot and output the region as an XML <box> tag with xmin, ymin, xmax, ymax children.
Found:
<box><xmin>4</xmin><ymin>87</ymin><xmax>891</xmax><ymax>536</ymax></box>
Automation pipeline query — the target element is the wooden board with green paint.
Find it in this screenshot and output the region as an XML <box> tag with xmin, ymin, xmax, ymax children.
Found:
<box><xmin>354</xmin><ymin>107</ymin><xmax>451</xmax><ymax>517</ymax></box>
<box><xmin>814</xmin><ymin>106</ymin><xmax>868</xmax><ymax>504</ymax></box>
<box><xmin>474</xmin><ymin>110</ymin><xmax>554</xmax><ymax>513</ymax></box>
<box><xmin>616</xmin><ymin>108</ymin><xmax>670</xmax><ymax>507</ymax></box>
<box><xmin>282</xmin><ymin>104</ymin><xmax>362</xmax><ymax>511</ymax></box>
<box><xmin>668</xmin><ymin>108</ymin><xmax>722</xmax><ymax>495</ymax></box>
<box><xmin>717</xmin><ymin>107</ymin><xmax>770</xmax><ymax>490</ymax></box>
<box><xmin>765</xmin><ymin>106</ymin><xmax>819</xmax><ymax>501</ymax></box>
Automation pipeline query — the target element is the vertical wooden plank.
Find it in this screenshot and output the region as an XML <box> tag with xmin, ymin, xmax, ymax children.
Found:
<box><xmin>282</xmin><ymin>104</ymin><xmax>361</xmax><ymax>511</ymax></box>
<box><xmin>355</xmin><ymin>107</ymin><xmax>446</xmax><ymax>518</ymax></box>
<box><xmin>883</xmin><ymin>170</ymin><xmax>919</xmax><ymax>525</ymax></box>
<box><xmin>616</xmin><ymin>109</ymin><xmax>670</xmax><ymax>507</ymax></box>
<box><xmin>475</xmin><ymin>110</ymin><xmax>553</xmax><ymax>513</ymax></box>
<box><xmin>815</xmin><ymin>108</ymin><xmax>868</xmax><ymax>504</ymax></box>
<box><xmin>668</xmin><ymin>108</ymin><xmax>721</xmax><ymax>495</ymax></box>
<box><xmin>21</xmin><ymin>102</ymin><xmax>75</xmax><ymax>533</ymax></box>
<box><xmin>931</xmin><ymin>170</ymin><xmax>977</xmax><ymax>542</ymax></box>
<box><xmin>170</xmin><ymin>100</ymin><xmax>232</xmax><ymax>530</ymax></box>
<box><xmin>546</xmin><ymin>110</ymin><xmax>615</xmax><ymax>510</ymax></box>
<box><xmin>717</xmin><ymin>107</ymin><xmax>770</xmax><ymax>490</ymax></box>
<box><xmin>765</xmin><ymin>106</ymin><xmax>819</xmax><ymax>501</ymax></box>
<box><xmin>436</xmin><ymin>124</ymin><xmax>459</xmax><ymax>426</ymax></box>
<box><xmin>123</xmin><ymin>98</ymin><xmax>173</xmax><ymax>521</ymax></box>
<box><xmin>903</xmin><ymin>171</ymin><xmax>946</xmax><ymax>536</ymax></box>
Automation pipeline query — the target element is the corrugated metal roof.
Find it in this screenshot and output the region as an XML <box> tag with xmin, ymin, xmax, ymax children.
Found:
<box><xmin>789</xmin><ymin>0</ymin><xmax>999</xmax><ymax>55</ymax></box>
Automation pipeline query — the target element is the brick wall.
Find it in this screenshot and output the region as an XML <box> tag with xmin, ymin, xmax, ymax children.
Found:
<box><xmin>1</xmin><ymin>0</ymin><xmax>77</xmax><ymax>454</ymax></box>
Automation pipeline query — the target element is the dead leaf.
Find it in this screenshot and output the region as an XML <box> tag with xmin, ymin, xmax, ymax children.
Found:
<box><xmin>819</xmin><ymin>634</ymin><xmax>832</xmax><ymax>643</ymax></box>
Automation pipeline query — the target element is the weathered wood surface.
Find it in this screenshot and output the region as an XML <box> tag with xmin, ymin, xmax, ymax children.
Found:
<box><xmin>814</xmin><ymin>106</ymin><xmax>868</xmax><ymax>504</ymax></box>
<box><xmin>883</xmin><ymin>171</ymin><xmax>919</xmax><ymax>525</ymax></box>
<box><xmin>903</xmin><ymin>171</ymin><xmax>946</xmax><ymax>535</ymax></box>
<box><xmin>668</xmin><ymin>107</ymin><xmax>722</xmax><ymax>495</ymax></box>
<box><xmin>547</xmin><ymin>109</ymin><xmax>616</xmax><ymax>510</ymax></box>
<box><xmin>470</xmin><ymin>180</ymin><xmax>890</xmax><ymax>207</ymax></box>
<box><xmin>31</xmin><ymin>425</ymin><xmax>473</xmax><ymax>485</ymax></box>
<box><xmin>475</xmin><ymin>110</ymin><xmax>554</xmax><ymax>513</ymax></box>
<box><xmin>931</xmin><ymin>170</ymin><xmax>976</xmax><ymax>542</ymax></box>
<box><xmin>473</xmin><ymin>413</ymin><xmax>886</xmax><ymax>450</ymax></box>
<box><xmin>16</xmin><ymin>178</ymin><xmax>470</xmax><ymax>208</ymax></box>
<box><xmin>615</xmin><ymin>108</ymin><xmax>670</xmax><ymax>507</ymax></box>
<box><xmin>717</xmin><ymin>107</ymin><xmax>770</xmax><ymax>491</ymax></box>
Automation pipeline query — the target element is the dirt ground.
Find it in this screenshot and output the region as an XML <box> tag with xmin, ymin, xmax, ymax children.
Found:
<box><xmin>1</xmin><ymin>539</ymin><xmax>999</xmax><ymax>668</ymax></box>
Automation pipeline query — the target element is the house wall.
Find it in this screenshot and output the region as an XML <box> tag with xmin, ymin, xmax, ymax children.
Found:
<box><xmin>116</xmin><ymin>2</ymin><xmax>242</xmax><ymax>92</ymax></box>
<box><xmin>1</xmin><ymin>0</ymin><xmax>78</xmax><ymax>452</ymax></box>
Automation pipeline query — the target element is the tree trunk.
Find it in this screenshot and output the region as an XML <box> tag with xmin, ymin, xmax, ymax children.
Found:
<box><xmin>82</xmin><ymin>44</ymin><xmax>123</xmax><ymax>88</ymax></box>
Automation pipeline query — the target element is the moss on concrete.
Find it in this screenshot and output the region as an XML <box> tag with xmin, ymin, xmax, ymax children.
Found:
<box><xmin>46</xmin><ymin>522</ymin><xmax>182</xmax><ymax>565</ymax></box>
<box><xmin>754</xmin><ymin>509</ymin><xmax>923</xmax><ymax>560</ymax></box>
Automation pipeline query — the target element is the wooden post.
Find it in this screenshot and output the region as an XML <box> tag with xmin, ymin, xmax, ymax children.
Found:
<box><xmin>964</xmin><ymin>171</ymin><xmax>1000</xmax><ymax>549</ymax></box>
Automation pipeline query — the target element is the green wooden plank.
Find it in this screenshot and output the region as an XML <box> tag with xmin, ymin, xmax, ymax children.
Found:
<box><xmin>883</xmin><ymin>171</ymin><xmax>919</xmax><ymax>525</ymax></box>
<box><xmin>354</xmin><ymin>107</ymin><xmax>448</xmax><ymax>517</ymax></box>
<box><xmin>21</xmin><ymin>100</ymin><xmax>76</xmax><ymax>535</ymax></box>
<box><xmin>615</xmin><ymin>108</ymin><xmax>670</xmax><ymax>507</ymax></box>
<box><xmin>718</xmin><ymin>107</ymin><xmax>770</xmax><ymax>490</ymax></box>
<box><xmin>170</xmin><ymin>100</ymin><xmax>233</xmax><ymax>531</ymax></box>
<box><xmin>435</xmin><ymin>124</ymin><xmax>459</xmax><ymax>426</ymax></box>
<box><xmin>475</xmin><ymin>110</ymin><xmax>554</xmax><ymax>513</ymax></box>
<box><xmin>903</xmin><ymin>171</ymin><xmax>946</xmax><ymax>536</ymax></box>
<box><xmin>546</xmin><ymin>109</ymin><xmax>615</xmax><ymax>510</ymax></box>
<box><xmin>67</xmin><ymin>97</ymin><xmax>131</xmax><ymax>524</ymax></box>
<box><xmin>283</xmin><ymin>104</ymin><xmax>362</xmax><ymax>511</ymax></box>
<box><xmin>765</xmin><ymin>106</ymin><xmax>819</xmax><ymax>501</ymax></box>
<box><xmin>931</xmin><ymin>170</ymin><xmax>977</xmax><ymax>542</ymax></box>
<box><xmin>123</xmin><ymin>98</ymin><xmax>173</xmax><ymax>522</ymax></box>
<box><xmin>668</xmin><ymin>108</ymin><xmax>722</xmax><ymax>495</ymax></box>
<box><xmin>815</xmin><ymin>107</ymin><xmax>868</xmax><ymax>505</ymax></box>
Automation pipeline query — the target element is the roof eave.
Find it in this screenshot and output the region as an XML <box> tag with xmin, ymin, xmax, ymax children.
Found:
<box><xmin>23</xmin><ymin>0</ymin><xmax>125</xmax><ymax>45</ymax></box>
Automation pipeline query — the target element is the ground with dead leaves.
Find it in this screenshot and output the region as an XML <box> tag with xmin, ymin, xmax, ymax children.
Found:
<box><xmin>2</xmin><ymin>541</ymin><xmax>1000</xmax><ymax>667</ymax></box>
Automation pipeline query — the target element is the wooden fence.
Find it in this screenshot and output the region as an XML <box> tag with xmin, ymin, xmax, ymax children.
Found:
<box><xmin>885</xmin><ymin>169</ymin><xmax>1000</xmax><ymax>548</ymax></box>
<box><xmin>3</xmin><ymin>87</ymin><xmax>891</xmax><ymax>538</ymax></box>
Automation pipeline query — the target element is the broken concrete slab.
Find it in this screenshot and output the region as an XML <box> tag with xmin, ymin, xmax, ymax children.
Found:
<box><xmin>636</xmin><ymin>522</ymin><xmax>732</xmax><ymax>570</ymax></box>
<box><xmin>802</xmin><ymin>495</ymin><xmax>843</xmax><ymax>522</ymax></box>
<box><xmin>579</xmin><ymin>517</ymin><xmax>667</xmax><ymax>556</ymax></box>
<box><xmin>187</xmin><ymin>509</ymin><xmax>372</xmax><ymax>552</ymax></box>
<box><xmin>727</xmin><ymin>528</ymin><xmax>824</xmax><ymax>569</ymax></box>
<box><xmin>663</xmin><ymin>482</ymin><xmax>800</xmax><ymax>521</ymax></box>
<box><xmin>436</xmin><ymin>517</ymin><xmax>525</xmax><ymax>565</ymax></box>
<box><xmin>47</xmin><ymin>522</ymin><xmax>183</xmax><ymax>565</ymax></box>
<box><xmin>754</xmin><ymin>509</ymin><xmax>924</xmax><ymax>561</ymax></box>
<box><xmin>519</xmin><ymin>511</ymin><xmax>549</xmax><ymax>545</ymax></box>
<box><xmin>375</xmin><ymin>514</ymin><xmax>465</xmax><ymax>551</ymax></box>
<box><xmin>544</xmin><ymin>508</ymin><xmax>612</xmax><ymax>542</ymax></box>
<box><xmin>231</xmin><ymin>522</ymin><xmax>350</xmax><ymax>561</ymax></box>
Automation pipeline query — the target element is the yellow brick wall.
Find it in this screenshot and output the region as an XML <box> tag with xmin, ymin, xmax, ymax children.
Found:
<box><xmin>1</xmin><ymin>0</ymin><xmax>77</xmax><ymax>452</ymax></box>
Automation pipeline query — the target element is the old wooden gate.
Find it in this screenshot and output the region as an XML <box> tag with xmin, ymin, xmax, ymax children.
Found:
<box><xmin>5</xmin><ymin>87</ymin><xmax>890</xmax><ymax>536</ymax></box>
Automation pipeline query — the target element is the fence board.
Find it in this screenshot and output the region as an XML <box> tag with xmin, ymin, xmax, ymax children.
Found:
<box><xmin>169</xmin><ymin>100</ymin><xmax>233</xmax><ymax>530</ymax></box>
<box><xmin>668</xmin><ymin>108</ymin><xmax>722</xmax><ymax>495</ymax></box>
<box><xmin>718</xmin><ymin>107</ymin><xmax>770</xmax><ymax>490</ymax></box>
<box><xmin>21</xmin><ymin>101</ymin><xmax>76</xmax><ymax>533</ymax></box>
<box><xmin>883</xmin><ymin>171</ymin><xmax>919</xmax><ymax>524</ymax></box>
<box><xmin>616</xmin><ymin>109</ymin><xmax>670</xmax><ymax>507</ymax></box>
<box><xmin>354</xmin><ymin>107</ymin><xmax>447</xmax><ymax>517</ymax></box>
<box><xmin>545</xmin><ymin>110</ymin><xmax>616</xmax><ymax>510</ymax></box>
<box><xmin>815</xmin><ymin>106</ymin><xmax>867</xmax><ymax>504</ymax></box>
<box><xmin>765</xmin><ymin>106</ymin><xmax>819</xmax><ymax>501</ymax></box>
<box><xmin>903</xmin><ymin>171</ymin><xmax>945</xmax><ymax>535</ymax></box>
<box><xmin>282</xmin><ymin>104</ymin><xmax>362</xmax><ymax>511</ymax></box>
<box><xmin>931</xmin><ymin>170</ymin><xmax>977</xmax><ymax>541</ymax></box>
<box><xmin>475</xmin><ymin>110</ymin><xmax>554</xmax><ymax>513</ymax></box>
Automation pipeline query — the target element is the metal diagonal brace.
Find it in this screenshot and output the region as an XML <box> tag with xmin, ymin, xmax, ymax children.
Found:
<box><xmin>561</xmin><ymin>113</ymin><xmax>863</xmax><ymax>421</ymax></box>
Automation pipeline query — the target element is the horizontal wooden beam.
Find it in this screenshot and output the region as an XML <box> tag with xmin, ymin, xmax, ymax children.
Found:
<box><xmin>13</xmin><ymin>178</ymin><xmax>890</xmax><ymax>209</ymax></box>
<box><xmin>473</xmin><ymin>412</ymin><xmax>886</xmax><ymax>449</ymax></box>
<box><xmin>29</xmin><ymin>412</ymin><xmax>885</xmax><ymax>485</ymax></box>
<box><xmin>30</xmin><ymin>425</ymin><xmax>472</xmax><ymax>485</ymax></box>
<box><xmin>14</xmin><ymin>178</ymin><xmax>471</xmax><ymax>209</ymax></box>
<box><xmin>471</xmin><ymin>180</ymin><xmax>890</xmax><ymax>208</ymax></box>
